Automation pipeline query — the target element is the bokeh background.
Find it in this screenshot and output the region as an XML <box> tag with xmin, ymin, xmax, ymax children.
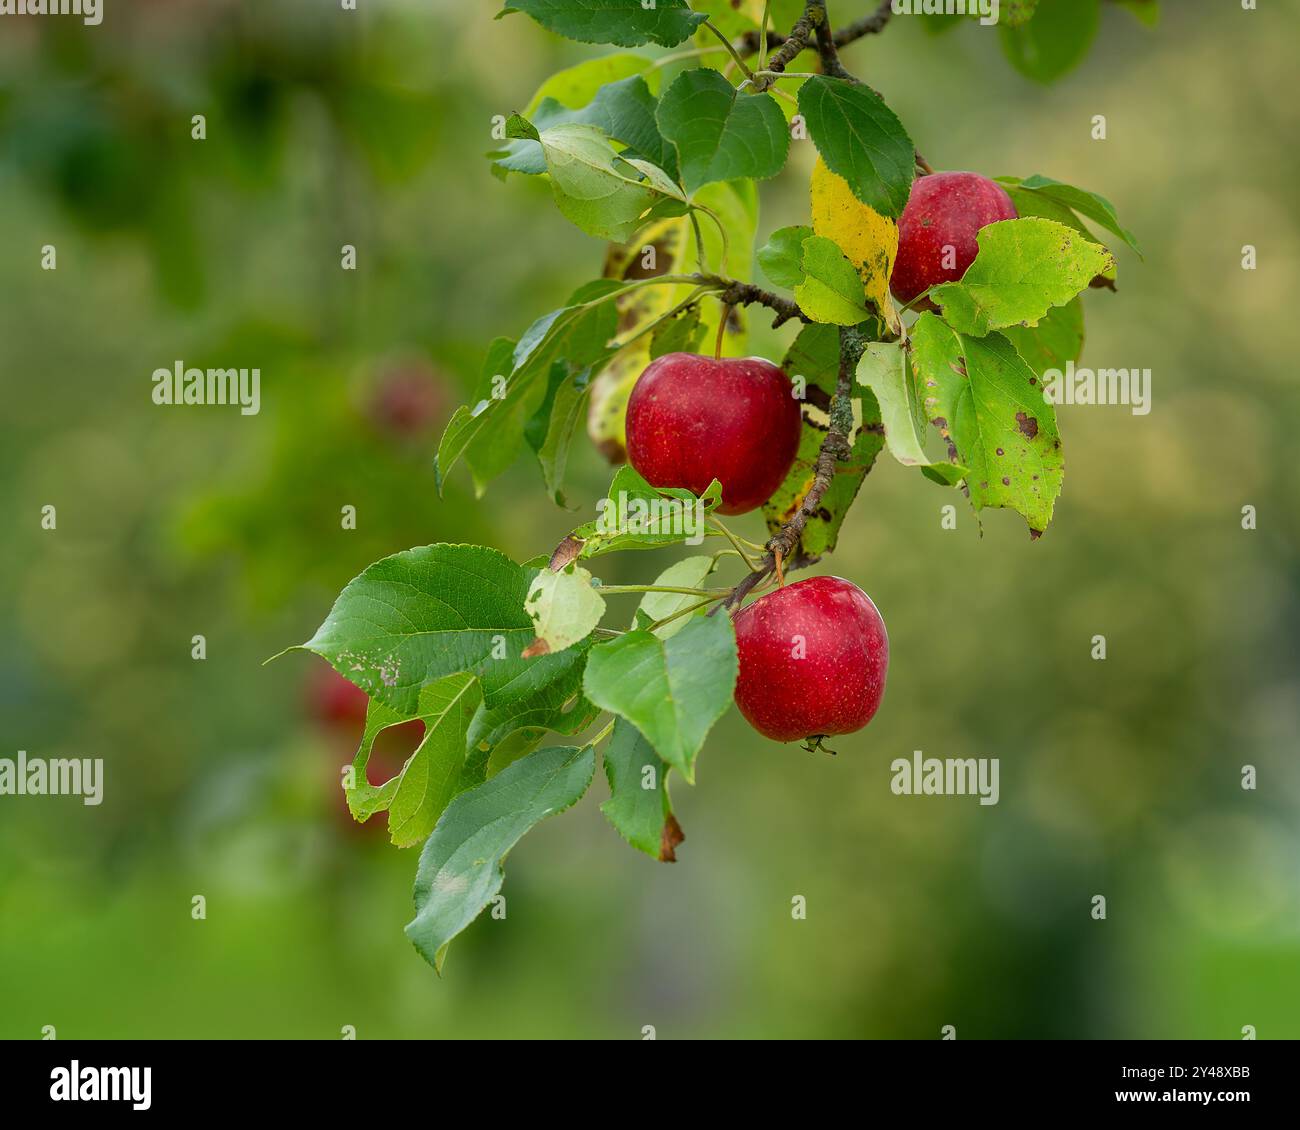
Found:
<box><xmin>2</xmin><ymin>0</ymin><xmax>1298</xmax><ymax>1039</ymax></box>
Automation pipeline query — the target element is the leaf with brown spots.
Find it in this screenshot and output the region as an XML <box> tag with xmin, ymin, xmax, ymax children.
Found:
<box><xmin>858</xmin><ymin>340</ymin><xmax>967</xmax><ymax>485</ymax></box>
<box><xmin>930</xmin><ymin>218</ymin><xmax>1113</xmax><ymax>338</ymax></box>
<box><xmin>910</xmin><ymin>314</ymin><xmax>1064</xmax><ymax>533</ymax></box>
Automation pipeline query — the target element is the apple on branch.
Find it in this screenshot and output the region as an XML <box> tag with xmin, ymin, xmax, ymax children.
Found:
<box><xmin>733</xmin><ymin>576</ymin><xmax>889</xmax><ymax>748</ymax></box>
<box><xmin>625</xmin><ymin>352</ymin><xmax>802</xmax><ymax>516</ymax></box>
<box><xmin>890</xmin><ymin>171</ymin><xmax>1018</xmax><ymax>306</ymax></box>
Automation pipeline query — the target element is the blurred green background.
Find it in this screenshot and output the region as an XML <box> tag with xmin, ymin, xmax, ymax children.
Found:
<box><xmin>2</xmin><ymin>0</ymin><xmax>1298</xmax><ymax>1039</ymax></box>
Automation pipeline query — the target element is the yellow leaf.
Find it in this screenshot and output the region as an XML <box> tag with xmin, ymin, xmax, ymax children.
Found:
<box><xmin>810</xmin><ymin>157</ymin><xmax>900</xmax><ymax>333</ymax></box>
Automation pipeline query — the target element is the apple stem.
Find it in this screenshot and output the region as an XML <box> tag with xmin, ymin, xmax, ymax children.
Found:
<box><xmin>714</xmin><ymin>306</ymin><xmax>731</xmax><ymax>360</ymax></box>
<box><xmin>774</xmin><ymin>548</ymin><xmax>786</xmax><ymax>587</ymax></box>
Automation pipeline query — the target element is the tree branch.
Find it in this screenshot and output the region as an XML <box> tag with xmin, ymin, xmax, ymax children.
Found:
<box><xmin>766</xmin><ymin>324</ymin><xmax>863</xmax><ymax>561</ymax></box>
<box><xmin>718</xmin><ymin>325</ymin><xmax>869</xmax><ymax>612</ymax></box>
<box><xmin>743</xmin><ymin>0</ymin><xmax>894</xmax><ymax>54</ymax></box>
<box><xmin>696</xmin><ymin>274</ymin><xmax>810</xmax><ymax>329</ymax></box>
<box><xmin>813</xmin><ymin>4</ymin><xmax>856</xmax><ymax>81</ymax></box>
<box><xmin>751</xmin><ymin>1</ymin><xmax>826</xmax><ymax>92</ymax></box>
<box><xmin>831</xmin><ymin>1</ymin><xmax>896</xmax><ymax>46</ymax></box>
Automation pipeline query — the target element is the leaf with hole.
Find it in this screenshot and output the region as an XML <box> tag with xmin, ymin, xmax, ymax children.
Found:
<box><xmin>525</xmin><ymin>564</ymin><xmax>607</xmax><ymax>655</ymax></box>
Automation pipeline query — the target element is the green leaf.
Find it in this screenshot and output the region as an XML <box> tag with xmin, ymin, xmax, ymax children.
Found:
<box><xmin>525</xmin><ymin>564</ymin><xmax>607</xmax><ymax>654</ymax></box>
<box><xmin>502</xmin><ymin>0</ymin><xmax>707</xmax><ymax>48</ymax></box>
<box><xmin>300</xmin><ymin>544</ymin><xmax>584</xmax><ymax>718</ymax></box>
<box><xmin>910</xmin><ymin>313</ymin><xmax>1064</xmax><ymax>535</ymax></box>
<box><xmin>524</xmin><ymin>53</ymin><xmax>658</xmax><ymax>114</ymax></box>
<box><xmin>794</xmin><ymin>234</ymin><xmax>871</xmax><ymax>325</ymax></box>
<box><xmin>455</xmin><ymin>337</ymin><xmax>526</xmax><ymax>494</ymax></box>
<box><xmin>601</xmin><ymin>718</ymin><xmax>680</xmax><ymax>860</ymax></box>
<box><xmin>505</xmin><ymin>113</ymin><xmax>540</xmax><ymax>142</ymax></box>
<box><xmin>436</xmin><ymin>284</ymin><xmax>620</xmax><ymax>492</ymax></box>
<box><xmin>649</xmin><ymin>306</ymin><xmax>705</xmax><ymax>359</ymax></box>
<box><xmin>656</xmin><ymin>68</ymin><xmax>789</xmax><ymax>194</ymax></box>
<box><xmin>796</xmin><ymin>76</ymin><xmax>915</xmax><ymax>219</ymax></box>
<box><xmin>496</xmin><ymin>76</ymin><xmax>678</xmax><ymax>181</ymax></box>
<box><xmin>636</xmin><ymin>555</ymin><xmax>717</xmax><ymax>638</ymax></box>
<box><xmin>569</xmin><ymin>465</ymin><xmax>721</xmax><ymax>558</ymax></box>
<box><xmin>995</xmin><ymin>181</ymin><xmax>1116</xmax><ymax>284</ymax></box>
<box><xmin>930</xmin><ymin>218</ymin><xmax>1113</xmax><ymax>337</ymax></box>
<box><xmin>762</xmin><ymin>323</ymin><xmax>886</xmax><ymax>557</ymax></box>
<box><xmin>382</xmin><ymin>675</ymin><xmax>485</xmax><ymax>848</ymax></box>
<box><xmin>464</xmin><ymin>646</ymin><xmax>597</xmax><ymax>762</ymax></box>
<box><xmin>999</xmin><ymin>0</ymin><xmax>1100</xmax><ymax>83</ymax></box>
<box><xmin>757</xmin><ymin>224</ymin><xmax>814</xmax><ymax>290</ymax></box>
<box><xmin>406</xmin><ymin>743</ymin><xmax>597</xmax><ymax>972</ymax></box>
<box><xmin>536</xmin><ymin>122</ymin><xmax>687</xmax><ymax>242</ymax></box>
<box><xmin>526</xmin><ymin>361</ymin><xmax>594</xmax><ymax>506</ymax></box>
<box><xmin>583</xmin><ymin>612</ymin><xmax>737</xmax><ymax>783</ymax></box>
<box><xmin>858</xmin><ymin>341</ymin><xmax>967</xmax><ymax>484</ymax></box>
<box><xmin>995</xmin><ymin>174</ymin><xmax>1142</xmax><ymax>258</ymax></box>
<box><xmin>1000</xmin><ymin>296</ymin><xmax>1085</xmax><ymax>375</ymax></box>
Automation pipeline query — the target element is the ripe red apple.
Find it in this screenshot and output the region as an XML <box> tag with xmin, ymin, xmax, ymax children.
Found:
<box><xmin>732</xmin><ymin>576</ymin><xmax>888</xmax><ymax>744</ymax></box>
<box><xmin>890</xmin><ymin>171</ymin><xmax>1018</xmax><ymax>306</ymax></box>
<box><xmin>625</xmin><ymin>352</ymin><xmax>802</xmax><ymax>516</ymax></box>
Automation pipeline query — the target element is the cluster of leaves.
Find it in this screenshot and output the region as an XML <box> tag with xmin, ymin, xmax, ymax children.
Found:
<box><xmin>294</xmin><ymin>0</ymin><xmax>1144</xmax><ymax>974</ymax></box>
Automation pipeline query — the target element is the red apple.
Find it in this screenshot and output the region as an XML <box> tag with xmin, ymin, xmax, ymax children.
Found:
<box><xmin>890</xmin><ymin>171</ymin><xmax>1018</xmax><ymax>306</ymax></box>
<box><xmin>732</xmin><ymin>576</ymin><xmax>888</xmax><ymax>743</ymax></box>
<box><xmin>625</xmin><ymin>352</ymin><xmax>802</xmax><ymax>516</ymax></box>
